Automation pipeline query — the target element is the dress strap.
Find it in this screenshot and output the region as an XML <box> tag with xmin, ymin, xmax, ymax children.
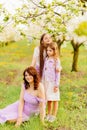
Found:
<box><xmin>36</xmin><ymin>97</ymin><xmax>46</xmax><ymax>103</ymax></box>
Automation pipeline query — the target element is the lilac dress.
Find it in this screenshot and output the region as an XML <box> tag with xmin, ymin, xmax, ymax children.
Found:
<box><xmin>0</xmin><ymin>89</ymin><xmax>43</xmax><ymax>124</ymax></box>
<box><xmin>42</xmin><ymin>57</ymin><xmax>61</xmax><ymax>101</ymax></box>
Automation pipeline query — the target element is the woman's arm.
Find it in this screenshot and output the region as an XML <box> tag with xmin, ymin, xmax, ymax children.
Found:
<box><xmin>31</xmin><ymin>46</ymin><xmax>39</xmax><ymax>66</ymax></box>
<box><xmin>38</xmin><ymin>83</ymin><xmax>45</xmax><ymax>123</ymax></box>
<box><xmin>15</xmin><ymin>85</ymin><xmax>25</xmax><ymax>126</ymax></box>
<box><xmin>31</xmin><ymin>56</ymin><xmax>36</xmax><ymax>66</ymax></box>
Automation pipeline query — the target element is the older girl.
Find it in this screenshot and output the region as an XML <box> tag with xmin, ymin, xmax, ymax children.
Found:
<box><xmin>31</xmin><ymin>33</ymin><xmax>52</xmax><ymax>79</ymax></box>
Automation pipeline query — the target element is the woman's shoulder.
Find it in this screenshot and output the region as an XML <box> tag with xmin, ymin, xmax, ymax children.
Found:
<box><xmin>33</xmin><ymin>46</ymin><xmax>40</xmax><ymax>54</ymax></box>
<box><xmin>21</xmin><ymin>83</ymin><xmax>25</xmax><ymax>89</ymax></box>
<box><xmin>38</xmin><ymin>82</ymin><xmax>44</xmax><ymax>92</ymax></box>
<box><xmin>33</xmin><ymin>46</ymin><xmax>40</xmax><ymax>57</ymax></box>
<box><xmin>34</xmin><ymin>46</ymin><xmax>40</xmax><ymax>51</ymax></box>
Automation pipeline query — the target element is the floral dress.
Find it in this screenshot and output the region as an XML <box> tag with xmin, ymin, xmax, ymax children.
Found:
<box><xmin>42</xmin><ymin>57</ymin><xmax>61</xmax><ymax>101</ymax></box>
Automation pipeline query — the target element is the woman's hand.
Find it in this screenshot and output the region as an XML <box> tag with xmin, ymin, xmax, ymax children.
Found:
<box><xmin>15</xmin><ymin>85</ymin><xmax>24</xmax><ymax>127</ymax></box>
<box><xmin>15</xmin><ymin>117</ymin><xmax>22</xmax><ymax>127</ymax></box>
<box><xmin>54</xmin><ymin>87</ymin><xmax>58</xmax><ymax>92</ymax></box>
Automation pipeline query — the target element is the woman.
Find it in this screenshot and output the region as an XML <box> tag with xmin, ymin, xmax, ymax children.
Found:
<box><xmin>0</xmin><ymin>66</ymin><xmax>45</xmax><ymax>126</ymax></box>
<box><xmin>31</xmin><ymin>33</ymin><xmax>52</xmax><ymax>79</ymax></box>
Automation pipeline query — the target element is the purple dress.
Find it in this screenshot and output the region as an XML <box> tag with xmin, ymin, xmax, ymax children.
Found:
<box><xmin>0</xmin><ymin>90</ymin><xmax>43</xmax><ymax>124</ymax></box>
<box><xmin>42</xmin><ymin>57</ymin><xmax>61</xmax><ymax>101</ymax></box>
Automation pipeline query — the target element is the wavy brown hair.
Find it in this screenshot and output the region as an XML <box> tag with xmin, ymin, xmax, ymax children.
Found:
<box><xmin>39</xmin><ymin>33</ymin><xmax>47</xmax><ymax>78</ymax></box>
<box><xmin>23</xmin><ymin>66</ymin><xmax>40</xmax><ymax>90</ymax></box>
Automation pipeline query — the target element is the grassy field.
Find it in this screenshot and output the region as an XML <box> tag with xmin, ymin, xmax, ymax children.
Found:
<box><xmin>0</xmin><ymin>39</ymin><xmax>87</xmax><ymax>130</ymax></box>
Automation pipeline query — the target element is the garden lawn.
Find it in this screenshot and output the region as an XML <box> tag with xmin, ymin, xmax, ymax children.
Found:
<box><xmin>0</xmin><ymin>39</ymin><xmax>87</xmax><ymax>130</ymax></box>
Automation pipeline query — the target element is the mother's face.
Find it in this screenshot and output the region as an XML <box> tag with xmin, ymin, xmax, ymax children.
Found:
<box><xmin>25</xmin><ymin>71</ymin><xmax>34</xmax><ymax>83</ymax></box>
<box><xmin>42</xmin><ymin>34</ymin><xmax>52</xmax><ymax>47</ymax></box>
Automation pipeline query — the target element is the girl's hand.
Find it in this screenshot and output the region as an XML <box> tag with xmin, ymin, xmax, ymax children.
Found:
<box><xmin>56</xmin><ymin>66</ymin><xmax>62</xmax><ymax>72</ymax></box>
<box><xmin>54</xmin><ymin>87</ymin><xmax>58</xmax><ymax>92</ymax></box>
<box><xmin>15</xmin><ymin>117</ymin><xmax>22</xmax><ymax>127</ymax></box>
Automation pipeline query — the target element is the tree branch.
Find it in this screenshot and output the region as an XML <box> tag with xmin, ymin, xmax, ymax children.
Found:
<box><xmin>20</xmin><ymin>11</ymin><xmax>47</xmax><ymax>19</ymax></box>
<box><xmin>28</xmin><ymin>35</ymin><xmax>39</xmax><ymax>40</ymax></box>
<box><xmin>29</xmin><ymin>0</ymin><xmax>46</xmax><ymax>9</ymax></box>
<box><xmin>78</xmin><ymin>40</ymin><xmax>87</xmax><ymax>47</ymax></box>
<box><xmin>54</xmin><ymin>11</ymin><xmax>61</xmax><ymax>16</ymax></box>
<box><xmin>71</xmin><ymin>39</ymin><xmax>76</xmax><ymax>49</ymax></box>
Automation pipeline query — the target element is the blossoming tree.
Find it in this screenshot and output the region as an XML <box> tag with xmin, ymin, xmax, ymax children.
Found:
<box><xmin>67</xmin><ymin>14</ymin><xmax>87</xmax><ymax>71</ymax></box>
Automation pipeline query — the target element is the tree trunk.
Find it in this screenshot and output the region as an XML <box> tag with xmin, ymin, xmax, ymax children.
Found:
<box><xmin>57</xmin><ymin>40</ymin><xmax>63</xmax><ymax>56</ymax></box>
<box><xmin>58</xmin><ymin>44</ymin><xmax>61</xmax><ymax>56</ymax></box>
<box><xmin>71</xmin><ymin>47</ymin><xmax>79</xmax><ymax>72</ymax></box>
<box><xmin>5</xmin><ymin>42</ymin><xmax>8</xmax><ymax>46</ymax></box>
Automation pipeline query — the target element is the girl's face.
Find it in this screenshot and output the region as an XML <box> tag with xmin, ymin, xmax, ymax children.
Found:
<box><xmin>47</xmin><ymin>47</ymin><xmax>54</xmax><ymax>57</ymax></box>
<box><xmin>25</xmin><ymin>71</ymin><xmax>34</xmax><ymax>83</ymax></box>
<box><xmin>42</xmin><ymin>34</ymin><xmax>52</xmax><ymax>47</ymax></box>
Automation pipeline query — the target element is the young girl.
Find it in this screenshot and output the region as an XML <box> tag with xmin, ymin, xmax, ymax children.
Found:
<box><xmin>42</xmin><ymin>42</ymin><xmax>61</xmax><ymax>122</ymax></box>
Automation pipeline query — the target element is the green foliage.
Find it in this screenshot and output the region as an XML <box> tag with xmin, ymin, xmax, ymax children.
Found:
<box><xmin>3</xmin><ymin>16</ymin><xmax>9</xmax><ymax>22</ymax></box>
<box><xmin>0</xmin><ymin>40</ymin><xmax>87</xmax><ymax>130</ymax></box>
<box><xmin>0</xmin><ymin>26</ymin><xmax>4</xmax><ymax>32</ymax></box>
<box><xmin>0</xmin><ymin>4</ymin><xmax>2</xmax><ymax>9</ymax></box>
<box><xmin>74</xmin><ymin>21</ymin><xmax>87</xmax><ymax>36</ymax></box>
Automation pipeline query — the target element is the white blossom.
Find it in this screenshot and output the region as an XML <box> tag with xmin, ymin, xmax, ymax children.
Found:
<box><xmin>67</xmin><ymin>14</ymin><xmax>87</xmax><ymax>44</ymax></box>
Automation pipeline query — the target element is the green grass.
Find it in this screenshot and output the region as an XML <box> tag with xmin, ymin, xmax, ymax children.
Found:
<box><xmin>0</xmin><ymin>40</ymin><xmax>87</xmax><ymax>130</ymax></box>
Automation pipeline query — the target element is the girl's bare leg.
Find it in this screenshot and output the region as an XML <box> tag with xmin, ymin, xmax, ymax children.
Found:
<box><xmin>52</xmin><ymin>101</ymin><xmax>58</xmax><ymax>116</ymax></box>
<box><xmin>48</xmin><ymin>101</ymin><xmax>52</xmax><ymax>115</ymax></box>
